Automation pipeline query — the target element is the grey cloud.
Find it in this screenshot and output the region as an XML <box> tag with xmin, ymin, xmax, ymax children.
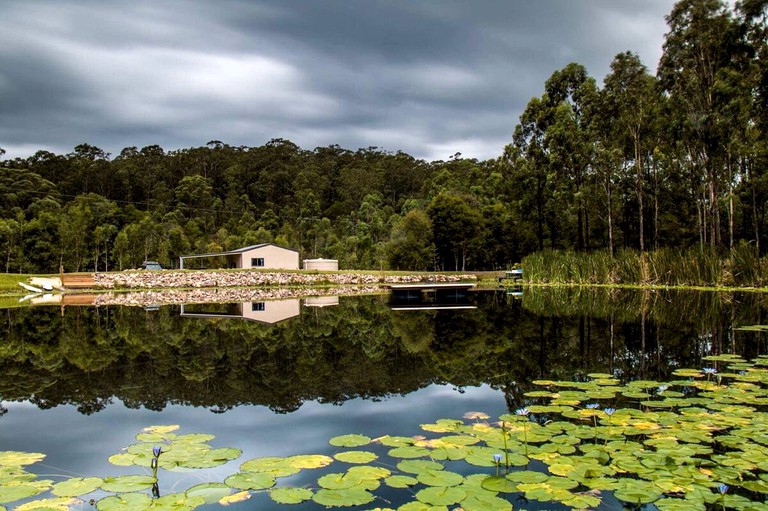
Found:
<box><xmin>1</xmin><ymin>0</ymin><xmax>676</xmax><ymax>162</ymax></box>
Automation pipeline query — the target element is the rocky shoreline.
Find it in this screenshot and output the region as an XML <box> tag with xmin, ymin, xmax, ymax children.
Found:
<box><xmin>79</xmin><ymin>270</ymin><xmax>477</xmax><ymax>307</ymax></box>
<box><xmin>93</xmin><ymin>270</ymin><xmax>476</xmax><ymax>289</ymax></box>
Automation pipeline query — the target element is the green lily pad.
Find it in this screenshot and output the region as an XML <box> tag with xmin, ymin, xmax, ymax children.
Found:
<box><xmin>481</xmin><ymin>476</ymin><xmax>518</xmax><ymax>493</ymax></box>
<box><xmin>286</xmin><ymin>454</ymin><xmax>334</xmax><ymax>469</ymax></box>
<box><xmin>460</xmin><ymin>492</ymin><xmax>513</xmax><ymax>510</ymax></box>
<box><xmin>397</xmin><ymin>459</ymin><xmax>444</xmax><ymax>474</ymax></box>
<box><xmin>0</xmin><ymin>452</ymin><xmax>45</xmax><ymax>467</ymax></box>
<box><xmin>0</xmin><ymin>480</ymin><xmax>52</xmax><ymax>504</ymax></box>
<box><xmin>312</xmin><ymin>487</ymin><xmax>374</xmax><ymax>507</ymax></box>
<box><xmin>333</xmin><ymin>451</ymin><xmax>378</xmax><ymax>464</ymax></box>
<box><xmin>100</xmin><ymin>475</ymin><xmax>156</xmax><ymax>493</ymax></box>
<box><xmin>329</xmin><ymin>434</ymin><xmax>372</xmax><ymax>447</ymax></box>
<box><xmin>224</xmin><ymin>472</ymin><xmax>276</xmax><ymax>490</ymax></box>
<box><xmin>417</xmin><ymin>470</ymin><xmax>464</xmax><ymax>487</ymax></box>
<box><xmin>415</xmin><ymin>486</ymin><xmax>466</xmax><ymax>506</ymax></box>
<box><xmin>96</xmin><ymin>492</ymin><xmax>152</xmax><ymax>511</ymax></box>
<box><xmin>51</xmin><ymin>477</ymin><xmax>102</xmax><ymax>497</ymax></box>
<box><xmin>184</xmin><ymin>483</ymin><xmax>232</xmax><ymax>504</ymax></box>
<box><xmin>388</xmin><ymin>446</ymin><xmax>431</xmax><ymax>459</ymax></box>
<box><xmin>15</xmin><ymin>497</ymin><xmax>82</xmax><ymax>511</ymax></box>
<box><xmin>147</xmin><ymin>492</ymin><xmax>205</xmax><ymax>510</ymax></box>
<box><xmin>269</xmin><ymin>487</ymin><xmax>313</xmax><ymax>504</ymax></box>
<box><xmin>385</xmin><ymin>475</ymin><xmax>418</xmax><ymax>488</ymax></box>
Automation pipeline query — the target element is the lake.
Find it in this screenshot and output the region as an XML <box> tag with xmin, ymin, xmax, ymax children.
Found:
<box><xmin>1</xmin><ymin>287</ymin><xmax>767</xmax><ymax>510</ymax></box>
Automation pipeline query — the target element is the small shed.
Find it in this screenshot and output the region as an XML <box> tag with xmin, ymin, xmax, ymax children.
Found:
<box><xmin>303</xmin><ymin>258</ymin><xmax>338</xmax><ymax>271</ymax></box>
<box><xmin>179</xmin><ymin>243</ymin><xmax>300</xmax><ymax>270</ymax></box>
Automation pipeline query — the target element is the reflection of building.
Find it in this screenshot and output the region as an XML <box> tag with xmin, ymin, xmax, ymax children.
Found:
<box><xmin>180</xmin><ymin>299</ymin><xmax>301</xmax><ymax>324</ymax></box>
<box><xmin>179</xmin><ymin>243</ymin><xmax>300</xmax><ymax>270</ymax></box>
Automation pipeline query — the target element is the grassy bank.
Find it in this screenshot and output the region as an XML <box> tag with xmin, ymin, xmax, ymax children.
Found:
<box><xmin>522</xmin><ymin>244</ymin><xmax>768</xmax><ymax>288</ymax></box>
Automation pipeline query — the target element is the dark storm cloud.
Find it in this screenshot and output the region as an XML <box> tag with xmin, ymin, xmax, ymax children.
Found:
<box><xmin>0</xmin><ymin>1</ymin><xmax>676</xmax><ymax>162</ymax></box>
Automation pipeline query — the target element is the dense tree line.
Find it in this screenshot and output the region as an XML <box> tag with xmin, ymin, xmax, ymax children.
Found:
<box><xmin>1</xmin><ymin>0</ymin><xmax>766</xmax><ymax>273</ymax></box>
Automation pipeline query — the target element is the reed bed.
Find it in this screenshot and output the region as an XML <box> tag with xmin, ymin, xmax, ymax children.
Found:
<box><xmin>522</xmin><ymin>243</ymin><xmax>768</xmax><ymax>288</ymax></box>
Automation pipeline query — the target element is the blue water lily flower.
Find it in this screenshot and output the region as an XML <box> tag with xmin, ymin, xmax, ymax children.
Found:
<box><xmin>703</xmin><ymin>367</ymin><xmax>717</xmax><ymax>375</ymax></box>
<box><xmin>515</xmin><ymin>408</ymin><xmax>530</xmax><ymax>416</ymax></box>
<box><xmin>493</xmin><ymin>453</ymin><xmax>503</xmax><ymax>464</ymax></box>
<box><xmin>585</xmin><ymin>403</ymin><xmax>599</xmax><ymax>409</ymax></box>
<box><xmin>153</xmin><ymin>446</ymin><xmax>162</xmax><ymax>458</ymax></box>
<box><xmin>718</xmin><ymin>484</ymin><xmax>729</xmax><ymax>494</ymax></box>
<box><xmin>603</xmin><ymin>408</ymin><xmax>616</xmax><ymax>416</ymax></box>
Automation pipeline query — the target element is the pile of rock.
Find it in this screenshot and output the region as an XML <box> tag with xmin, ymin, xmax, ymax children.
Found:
<box><xmin>93</xmin><ymin>271</ymin><xmax>475</xmax><ymax>290</ymax></box>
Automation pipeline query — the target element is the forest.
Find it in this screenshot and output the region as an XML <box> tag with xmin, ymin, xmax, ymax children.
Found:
<box><xmin>1</xmin><ymin>0</ymin><xmax>766</xmax><ymax>274</ymax></box>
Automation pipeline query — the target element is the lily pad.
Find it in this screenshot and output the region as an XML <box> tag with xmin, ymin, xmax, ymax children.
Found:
<box><xmin>333</xmin><ymin>451</ymin><xmax>378</xmax><ymax>464</ymax></box>
<box><xmin>329</xmin><ymin>434</ymin><xmax>372</xmax><ymax>447</ymax></box>
<box><xmin>96</xmin><ymin>493</ymin><xmax>152</xmax><ymax>511</ymax></box>
<box><xmin>415</xmin><ymin>486</ymin><xmax>466</xmax><ymax>506</ymax></box>
<box><xmin>417</xmin><ymin>470</ymin><xmax>464</xmax><ymax>487</ymax></box>
<box><xmin>0</xmin><ymin>480</ymin><xmax>52</xmax><ymax>503</ymax></box>
<box><xmin>224</xmin><ymin>471</ymin><xmax>276</xmax><ymax>490</ymax></box>
<box><xmin>184</xmin><ymin>483</ymin><xmax>232</xmax><ymax>504</ymax></box>
<box><xmin>15</xmin><ymin>497</ymin><xmax>82</xmax><ymax>511</ymax></box>
<box><xmin>51</xmin><ymin>477</ymin><xmax>102</xmax><ymax>497</ymax></box>
<box><xmin>100</xmin><ymin>475</ymin><xmax>156</xmax><ymax>493</ymax></box>
<box><xmin>312</xmin><ymin>487</ymin><xmax>375</xmax><ymax>507</ymax></box>
<box><xmin>385</xmin><ymin>475</ymin><xmax>418</xmax><ymax>488</ymax></box>
<box><xmin>0</xmin><ymin>452</ymin><xmax>45</xmax><ymax>467</ymax></box>
<box><xmin>269</xmin><ymin>487</ymin><xmax>313</xmax><ymax>504</ymax></box>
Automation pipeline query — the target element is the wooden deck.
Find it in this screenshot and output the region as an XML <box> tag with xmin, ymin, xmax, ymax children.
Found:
<box><xmin>61</xmin><ymin>274</ymin><xmax>96</xmax><ymax>289</ymax></box>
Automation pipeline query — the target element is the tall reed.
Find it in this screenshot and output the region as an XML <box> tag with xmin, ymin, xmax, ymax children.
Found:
<box><xmin>521</xmin><ymin>246</ymin><xmax>768</xmax><ymax>288</ymax></box>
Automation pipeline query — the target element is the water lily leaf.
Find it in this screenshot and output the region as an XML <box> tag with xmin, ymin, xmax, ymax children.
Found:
<box><xmin>460</xmin><ymin>492</ymin><xmax>513</xmax><ymax>510</ymax></box>
<box><xmin>318</xmin><ymin>472</ymin><xmax>367</xmax><ymax>490</ymax></box>
<box><xmin>506</xmin><ymin>470</ymin><xmax>548</xmax><ymax>484</ymax></box>
<box><xmin>148</xmin><ymin>492</ymin><xmax>205</xmax><ymax>510</ymax></box>
<box><xmin>417</xmin><ymin>470</ymin><xmax>463</xmax><ymax>487</ymax></box>
<box><xmin>396</xmin><ymin>460</ymin><xmax>444</xmax><ymax>474</ymax></box>
<box><xmin>385</xmin><ymin>475</ymin><xmax>418</xmax><ymax>488</ymax></box>
<box><xmin>346</xmin><ymin>465</ymin><xmax>390</xmax><ymax>481</ymax></box>
<box><xmin>224</xmin><ymin>471</ymin><xmax>276</xmax><ymax>491</ymax></box>
<box><xmin>613</xmin><ymin>479</ymin><xmax>662</xmax><ymax>504</ymax></box>
<box><xmin>240</xmin><ymin>457</ymin><xmax>296</xmax><ymax>476</ymax></box>
<box><xmin>424</xmin><ymin>445</ymin><xmax>470</xmax><ymax>461</ymax></box>
<box><xmin>269</xmin><ymin>487</ymin><xmax>313</xmax><ymax>504</ymax></box>
<box><xmin>100</xmin><ymin>475</ymin><xmax>156</xmax><ymax>493</ymax></box>
<box><xmin>286</xmin><ymin>454</ymin><xmax>334</xmax><ymax>469</ymax></box>
<box><xmin>420</xmin><ymin>420</ymin><xmax>463</xmax><ymax>434</ymax></box>
<box><xmin>415</xmin><ymin>486</ymin><xmax>466</xmax><ymax>506</ymax></box>
<box><xmin>524</xmin><ymin>391</ymin><xmax>555</xmax><ymax>398</ymax></box>
<box><xmin>96</xmin><ymin>493</ymin><xmax>152</xmax><ymax>511</ymax></box>
<box><xmin>107</xmin><ymin>453</ymin><xmax>136</xmax><ymax>467</ymax></box>
<box><xmin>185</xmin><ymin>483</ymin><xmax>232</xmax><ymax>504</ymax></box>
<box><xmin>141</xmin><ymin>425</ymin><xmax>179</xmax><ymax>437</ymax></box>
<box><xmin>218</xmin><ymin>491</ymin><xmax>249</xmax><ymax>506</ymax></box>
<box><xmin>373</xmin><ymin>435</ymin><xmax>414</xmax><ymax>447</ymax></box>
<box><xmin>334</xmin><ymin>451</ymin><xmax>378</xmax><ymax>464</ymax></box>
<box><xmin>51</xmin><ymin>477</ymin><xmax>102</xmax><ymax>497</ymax></box>
<box><xmin>329</xmin><ymin>434</ymin><xmax>371</xmax><ymax>447</ymax></box>
<box><xmin>180</xmin><ymin>447</ymin><xmax>242</xmax><ymax>469</ymax></box>
<box><xmin>174</xmin><ymin>434</ymin><xmax>215</xmax><ymax>444</ymax></box>
<box><xmin>388</xmin><ymin>446</ymin><xmax>431</xmax><ymax>459</ymax></box>
<box><xmin>0</xmin><ymin>452</ymin><xmax>45</xmax><ymax>467</ymax></box>
<box><xmin>312</xmin><ymin>487</ymin><xmax>374</xmax><ymax>507</ymax></box>
<box><xmin>397</xmin><ymin>502</ymin><xmax>447</xmax><ymax>511</ymax></box>
<box><xmin>0</xmin><ymin>479</ymin><xmax>52</xmax><ymax>503</ymax></box>
<box><xmin>655</xmin><ymin>497</ymin><xmax>706</xmax><ymax>511</ymax></box>
<box><xmin>561</xmin><ymin>492</ymin><xmax>602</xmax><ymax>509</ymax></box>
<box><xmin>481</xmin><ymin>476</ymin><xmax>518</xmax><ymax>493</ymax></box>
<box><xmin>15</xmin><ymin>497</ymin><xmax>81</xmax><ymax>511</ymax></box>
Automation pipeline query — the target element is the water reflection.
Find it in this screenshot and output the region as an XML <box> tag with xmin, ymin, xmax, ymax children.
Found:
<box><xmin>1</xmin><ymin>288</ymin><xmax>767</xmax><ymax>419</ymax></box>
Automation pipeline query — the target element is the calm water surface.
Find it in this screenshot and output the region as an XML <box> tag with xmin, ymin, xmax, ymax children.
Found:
<box><xmin>1</xmin><ymin>288</ymin><xmax>767</xmax><ymax>509</ymax></box>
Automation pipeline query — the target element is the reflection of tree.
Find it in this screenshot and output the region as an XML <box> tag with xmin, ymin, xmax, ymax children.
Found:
<box><xmin>0</xmin><ymin>289</ymin><xmax>766</xmax><ymax>417</ymax></box>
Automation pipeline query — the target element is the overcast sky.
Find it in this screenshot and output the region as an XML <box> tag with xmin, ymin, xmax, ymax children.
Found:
<box><xmin>1</xmin><ymin>1</ymin><xmax>679</xmax><ymax>162</ymax></box>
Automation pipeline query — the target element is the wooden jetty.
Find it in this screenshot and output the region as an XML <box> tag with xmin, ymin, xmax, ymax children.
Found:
<box><xmin>60</xmin><ymin>273</ymin><xmax>96</xmax><ymax>289</ymax></box>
